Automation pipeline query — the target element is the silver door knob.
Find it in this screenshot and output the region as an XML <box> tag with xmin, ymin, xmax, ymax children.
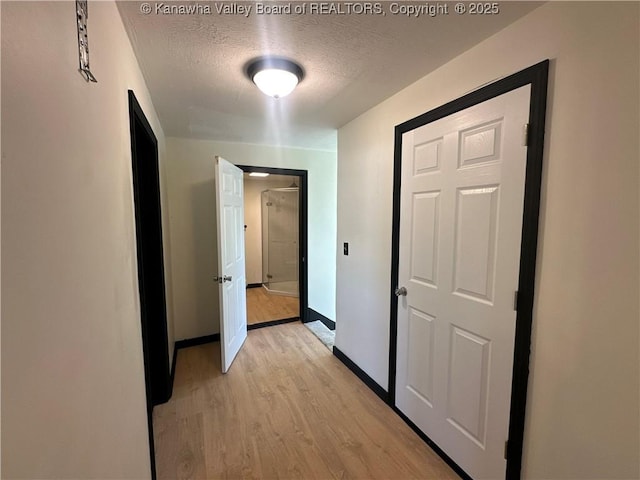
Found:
<box><xmin>395</xmin><ymin>286</ymin><xmax>407</xmax><ymax>296</ymax></box>
<box><xmin>214</xmin><ymin>275</ymin><xmax>233</xmax><ymax>283</ymax></box>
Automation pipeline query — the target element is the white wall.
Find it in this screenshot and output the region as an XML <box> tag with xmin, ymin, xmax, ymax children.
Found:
<box><xmin>244</xmin><ymin>175</ymin><xmax>297</xmax><ymax>285</ymax></box>
<box><xmin>336</xmin><ymin>2</ymin><xmax>639</xmax><ymax>479</ymax></box>
<box><xmin>1</xmin><ymin>2</ymin><xmax>174</xmax><ymax>478</ymax></box>
<box><xmin>166</xmin><ymin>138</ymin><xmax>337</xmax><ymax>340</ymax></box>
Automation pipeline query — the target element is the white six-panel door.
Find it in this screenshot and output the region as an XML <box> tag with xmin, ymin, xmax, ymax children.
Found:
<box><xmin>215</xmin><ymin>156</ymin><xmax>247</xmax><ymax>373</ymax></box>
<box><xmin>395</xmin><ymin>86</ymin><xmax>531</xmax><ymax>479</ymax></box>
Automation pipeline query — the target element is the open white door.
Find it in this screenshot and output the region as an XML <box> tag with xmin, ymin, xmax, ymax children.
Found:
<box><xmin>395</xmin><ymin>86</ymin><xmax>531</xmax><ymax>479</ymax></box>
<box><xmin>214</xmin><ymin>156</ymin><xmax>247</xmax><ymax>373</ymax></box>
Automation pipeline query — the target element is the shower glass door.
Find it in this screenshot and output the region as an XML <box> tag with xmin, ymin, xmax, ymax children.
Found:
<box><xmin>261</xmin><ymin>188</ymin><xmax>299</xmax><ymax>297</ymax></box>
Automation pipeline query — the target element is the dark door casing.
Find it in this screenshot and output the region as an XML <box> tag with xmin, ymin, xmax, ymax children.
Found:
<box><xmin>129</xmin><ymin>90</ymin><xmax>171</xmax><ymax>480</ymax></box>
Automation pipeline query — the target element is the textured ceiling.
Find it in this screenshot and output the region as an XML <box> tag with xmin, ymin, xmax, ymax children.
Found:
<box><xmin>117</xmin><ymin>1</ymin><xmax>542</xmax><ymax>151</ymax></box>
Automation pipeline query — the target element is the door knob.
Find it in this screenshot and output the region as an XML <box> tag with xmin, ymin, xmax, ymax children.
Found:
<box><xmin>223</xmin><ymin>275</ymin><xmax>232</xmax><ymax>282</ymax></box>
<box><xmin>395</xmin><ymin>286</ymin><xmax>407</xmax><ymax>297</ymax></box>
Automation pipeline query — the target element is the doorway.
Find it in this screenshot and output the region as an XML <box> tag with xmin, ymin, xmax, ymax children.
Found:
<box><xmin>128</xmin><ymin>90</ymin><xmax>171</xmax><ymax>480</ymax></box>
<box><xmin>238</xmin><ymin>166</ymin><xmax>308</xmax><ymax>328</ymax></box>
<box><xmin>389</xmin><ymin>61</ymin><xmax>548</xmax><ymax>479</ymax></box>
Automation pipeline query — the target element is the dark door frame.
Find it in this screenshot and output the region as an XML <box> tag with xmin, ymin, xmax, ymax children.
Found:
<box><xmin>388</xmin><ymin>60</ymin><xmax>549</xmax><ymax>479</ymax></box>
<box><xmin>237</xmin><ymin>165</ymin><xmax>309</xmax><ymax>324</ymax></box>
<box><xmin>128</xmin><ymin>90</ymin><xmax>172</xmax><ymax>480</ymax></box>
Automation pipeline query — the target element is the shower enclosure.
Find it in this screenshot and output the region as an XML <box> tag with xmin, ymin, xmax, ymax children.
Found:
<box><xmin>261</xmin><ymin>187</ymin><xmax>299</xmax><ymax>297</ymax></box>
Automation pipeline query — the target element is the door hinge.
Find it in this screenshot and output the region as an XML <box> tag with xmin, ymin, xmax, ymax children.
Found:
<box><xmin>504</xmin><ymin>440</ymin><xmax>509</xmax><ymax>459</ymax></box>
<box><xmin>522</xmin><ymin>123</ymin><xmax>530</xmax><ymax>147</ymax></box>
<box><xmin>514</xmin><ymin>291</ymin><xmax>519</xmax><ymax>311</ymax></box>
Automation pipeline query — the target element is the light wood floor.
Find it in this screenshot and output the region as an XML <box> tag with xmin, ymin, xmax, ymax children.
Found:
<box><xmin>246</xmin><ymin>287</ymin><xmax>299</xmax><ymax>325</ymax></box>
<box><xmin>153</xmin><ymin>323</ymin><xmax>458</xmax><ymax>480</ymax></box>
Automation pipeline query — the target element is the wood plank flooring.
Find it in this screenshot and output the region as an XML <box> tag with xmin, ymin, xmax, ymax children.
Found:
<box><xmin>246</xmin><ymin>287</ymin><xmax>299</xmax><ymax>325</ymax></box>
<box><xmin>153</xmin><ymin>323</ymin><xmax>459</xmax><ymax>480</ymax></box>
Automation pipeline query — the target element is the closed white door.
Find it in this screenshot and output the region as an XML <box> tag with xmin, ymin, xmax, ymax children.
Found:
<box><xmin>395</xmin><ymin>86</ymin><xmax>531</xmax><ymax>479</ymax></box>
<box><xmin>214</xmin><ymin>156</ymin><xmax>247</xmax><ymax>373</ymax></box>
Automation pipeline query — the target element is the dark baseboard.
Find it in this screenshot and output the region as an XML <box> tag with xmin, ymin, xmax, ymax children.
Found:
<box><xmin>169</xmin><ymin>344</ymin><xmax>178</xmax><ymax>395</ymax></box>
<box><xmin>332</xmin><ymin>346</ymin><xmax>388</xmax><ymax>403</ymax></box>
<box><xmin>248</xmin><ymin>317</ymin><xmax>299</xmax><ymax>330</ymax></box>
<box><xmin>333</xmin><ymin>346</ymin><xmax>470</xmax><ymax>480</ymax></box>
<box><xmin>306</xmin><ymin>307</ymin><xmax>335</xmax><ymax>330</ymax></box>
<box><xmin>246</xmin><ymin>283</ymin><xmax>262</xmax><ymax>289</ymax></box>
<box><xmin>392</xmin><ymin>407</ymin><xmax>472</xmax><ymax>480</ymax></box>
<box><xmin>175</xmin><ymin>333</ymin><xmax>220</xmax><ymax>350</ymax></box>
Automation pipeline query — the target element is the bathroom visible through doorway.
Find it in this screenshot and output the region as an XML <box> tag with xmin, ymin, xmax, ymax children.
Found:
<box><xmin>240</xmin><ymin>167</ymin><xmax>306</xmax><ymax>328</ymax></box>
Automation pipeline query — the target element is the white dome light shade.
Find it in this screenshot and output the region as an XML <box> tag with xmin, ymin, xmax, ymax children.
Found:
<box><xmin>247</xmin><ymin>57</ymin><xmax>304</xmax><ymax>99</ymax></box>
<box><xmin>253</xmin><ymin>69</ymin><xmax>299</xmax><ymax>98</ymax></box>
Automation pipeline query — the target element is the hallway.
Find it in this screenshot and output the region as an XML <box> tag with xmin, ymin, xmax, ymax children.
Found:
<box><xmin>152</xmin><ymin>323</ymin><xmax>458</xmax><ymax>479</ymax></box>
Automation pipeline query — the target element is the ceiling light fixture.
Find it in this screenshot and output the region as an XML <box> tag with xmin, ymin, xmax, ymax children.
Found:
<box><xmin>249</xmin><ymin>172</ymin><xmax>270</xmax><ymax>177</ymax></box>
<box><xmin>246</xmin><ymin>57</ymin><xmax>304</xmax><ymax>99</ymax></box>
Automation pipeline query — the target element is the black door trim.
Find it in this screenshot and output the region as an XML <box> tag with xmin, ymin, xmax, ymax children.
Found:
<box><xmin>129</xmin><ymin>90</ymin><xmax>172</xmax><ymax>480</ymax></box>
<box><xmin>388</xmin><ymin>60</ymin><xmax>549</xmax><ymax>479</ymax></box>
<box><xmin>236</xmin><ymin>165</ymin><xmax>309</xmax><ymax>324</ymax></box>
